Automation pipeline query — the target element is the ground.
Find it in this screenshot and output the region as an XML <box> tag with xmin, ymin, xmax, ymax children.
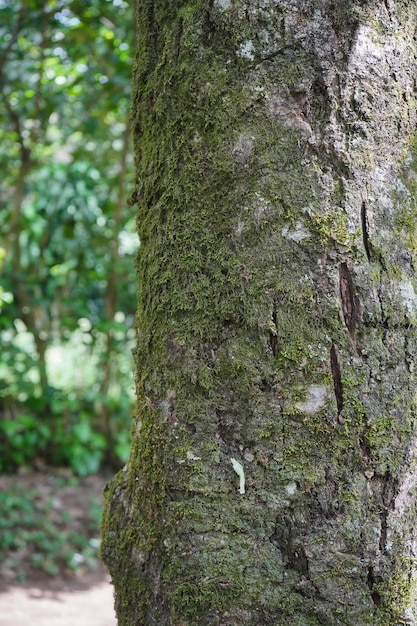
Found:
<box><xmin>0</xmin><ymin>471</ymin><xmax>117</xmax><ymax>626</ymax></box>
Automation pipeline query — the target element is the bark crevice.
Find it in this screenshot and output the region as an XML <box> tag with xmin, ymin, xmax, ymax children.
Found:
<box><xmin>360</xmin><ymin>201</ymin><xmax>372</xmax><ymax>262</ymax></box>
<box><xmin>330</xmin><ymin>341</ymin><xmax>344</xmax><ymax>418</ymax></box>
<box><xmin>339</xmin><ymin>262</ymin><xmax>360</xmax><ymax>336</ymax></box>
<box><xmin>367</xmin><ymin>566</ymin><xmax>382</xmax><ymax>606</ymax></box>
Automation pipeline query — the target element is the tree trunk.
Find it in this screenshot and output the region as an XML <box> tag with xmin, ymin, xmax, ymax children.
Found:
<box><xmin>101</xmin><ymin>2</ymin><xmax>417</xmax><ymax>624</ymax></box>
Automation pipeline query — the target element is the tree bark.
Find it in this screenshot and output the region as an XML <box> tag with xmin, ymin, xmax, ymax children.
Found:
<box><xmin>102</xmin><ymin>2</ymin><xmax>417</xmax><ymax>624</ymax></box>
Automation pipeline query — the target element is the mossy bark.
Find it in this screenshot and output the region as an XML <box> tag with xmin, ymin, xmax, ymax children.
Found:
<box><xmin>101</xmin><ymin>1</ymin><xmax>417</xmax><ymax>624</ymax></box>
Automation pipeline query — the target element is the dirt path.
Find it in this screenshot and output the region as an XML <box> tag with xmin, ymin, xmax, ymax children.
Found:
<box><xmin>0</xmin><ymin>570</ymin><xmax>117</xmax><ymax>626</ymax></box>
<box><xmin>0</xmin><ymin>471</ymin><xmax>117</xmax><ymax>625</ymax></box>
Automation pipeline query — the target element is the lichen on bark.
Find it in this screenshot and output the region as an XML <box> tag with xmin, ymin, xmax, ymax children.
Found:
<box><xmin>101</xmin><ymin>1</ymin><xmax>417</xmax><ymax>624</ymax></box>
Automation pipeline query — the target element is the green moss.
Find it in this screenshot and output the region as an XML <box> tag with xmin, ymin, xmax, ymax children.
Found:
<box><xmin>168</xmin><ymin>579</ymin><xmax>244</xmax><ymax>622</ymax></box>
<box><xmin>372</xmin><ymin>562</ymin><xmax>416</xmax><ymax>626</ymax></box>
<box><xmin>307</xmin><ymin>210</ymin><xmax>359</xmax><ymax>248</ymax></box>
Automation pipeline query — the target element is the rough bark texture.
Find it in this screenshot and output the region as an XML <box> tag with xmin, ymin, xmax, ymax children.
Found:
<box><xmin>101</xmin><ymin>1</ymin><xmax>417</xmax><ymax>624</ymax></box>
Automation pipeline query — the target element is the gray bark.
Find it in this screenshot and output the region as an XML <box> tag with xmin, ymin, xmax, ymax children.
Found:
<box><xmin>102</xmin><ymin>1</ymin><xmax>417</xmax><ymax>624</ymax></box>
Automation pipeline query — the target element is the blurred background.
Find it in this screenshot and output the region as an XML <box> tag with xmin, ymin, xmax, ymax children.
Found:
<box><xmin>0</xmin><ymin>0</ymin><xmax>136</xmax><ymax>589</ymax></box>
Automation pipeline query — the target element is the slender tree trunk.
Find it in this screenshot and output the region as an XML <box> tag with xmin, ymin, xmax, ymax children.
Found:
<box><xmin>102</xmin><ymin>2</ymin><xmax>417</xmax><ymax>624</ymax></box>
<box><xmin>99</xmin><ymin>122</ymin><xmax>131</xmax><ymax>467</ymax></box>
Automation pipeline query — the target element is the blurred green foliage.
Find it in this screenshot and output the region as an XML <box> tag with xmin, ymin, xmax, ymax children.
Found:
<box><xmin>0</xmin><ymin>0</ymin><xmax>137</xmax><ymax>474</ymax></box>
<box><xmin>0</xmin><ymin>481</ymin><xmax>103</xmax><ymax>579</ymax></box>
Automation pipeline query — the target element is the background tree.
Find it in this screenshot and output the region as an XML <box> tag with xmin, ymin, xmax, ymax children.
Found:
<box><xmin>102</xmin><ymin>1</ymin><xmax>417</xmax><ymax>625</ymax></box>
<box><xmin>0</xmin><ymin>0</ymin><xmax>136</xmax><ymax>473</ymax></box>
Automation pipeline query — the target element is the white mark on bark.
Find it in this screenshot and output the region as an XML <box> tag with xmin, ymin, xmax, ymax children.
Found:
<box><xmin>281</xmin><ymin>220</ymin><xmax>311</xmax><ymax>242</ymax></box>
<box><xmin>186</xmin><ymin>450</ymin><xmax>201</xmax><ymax>461</ymax></box>
<box><xmin>399</xmin><ymin>280</ymin><xmax>417</xmax><ymax>318</ymax></box>
<box><xmin>353</xmin><ymin>26</ymin><xmax>384</xmax><ymax>63</ymax></box>
<box><xmin>215</xmin><ymin>0</ymin><xmax>231</xmax><ymax>9</ymax></box>
<box><xmin>285</xmin><ymin>481</ymin><xmax>297</xmax><ymax>496</ymax></box>
<box><xmin>230</xmin><ymin>457</ymin><xmax>246</xmax><ymax>494</ymax></box>
<box><xmin>238</xmin><ymin>41</ymin><xmax>255</xmax><ymax>61</ymax></box>
<box><xmin>296</xmin><ymin>385</ymin><xmax>328</xmax><ymax>415</ymax></box>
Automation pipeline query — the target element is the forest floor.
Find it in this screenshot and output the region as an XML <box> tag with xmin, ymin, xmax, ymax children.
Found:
<box><xmin>0</xmin><ymin>471</ymin><xmax>117</xmax><ymax>626</ymax></box>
